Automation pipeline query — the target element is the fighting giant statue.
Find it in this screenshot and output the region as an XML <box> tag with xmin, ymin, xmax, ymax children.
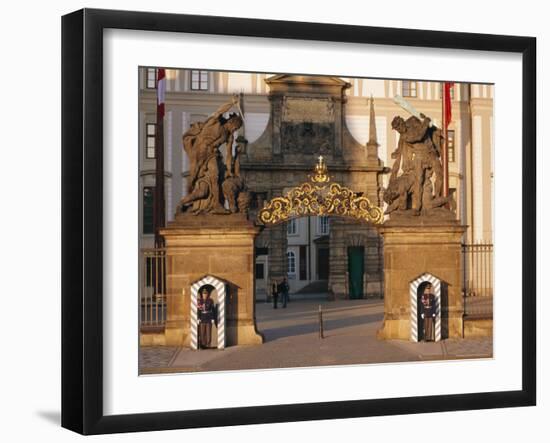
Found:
<box><xmin>384</xmin><ymin>105</ymin><xmax>455</xmax><ymax>216</ymax></box>
<box><xmin>179</xmin><ymin>95</ymin><xmax>250</xmax><ymax>215</ymax></box>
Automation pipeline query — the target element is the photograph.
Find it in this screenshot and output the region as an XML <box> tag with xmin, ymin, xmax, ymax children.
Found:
<box><xmin>137</xmin><ymin>68</ymin><xmax>494</xmax><ymax>375</ymax></box>
<box><xmin>0</xmin><ymin>0</ymin><xmax>543</xmax><ymax>440</ymax></box>
<box><xmin>57</xmin><ymin>4</ymin><xmax>537</xmax><ymax>436</ymax></box>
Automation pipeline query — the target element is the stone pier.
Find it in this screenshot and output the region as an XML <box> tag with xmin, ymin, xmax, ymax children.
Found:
<box><xmin>160</xmin><ymin>213</ymin><xmax>264</xmax><ymax>347</ymax></box>
<box><xmin>377</xmin><ymin>218</ymin><xmax>467</xmax><ymax>340</ymax></box>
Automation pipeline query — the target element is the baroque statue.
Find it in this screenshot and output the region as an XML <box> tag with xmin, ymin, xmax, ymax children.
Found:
<box><xmin>384</xmin><ymin>112</ymin><xmax>454</xmax><ymax>216</ymax></box>
<box><xmin>179</xmin><ymin>95</ymin><xmax>250</xmax><ymax>215</ymax></box>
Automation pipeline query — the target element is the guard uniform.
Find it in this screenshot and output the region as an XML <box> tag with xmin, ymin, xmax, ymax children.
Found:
<box><xmin>421</xmin><ymin>292</ymin><xmax>436</xmax><ymax>341</ymax></box>
<box><xmin>198</xmin><ymin>296</ymin><xmax>216</xmax><ymax>348</ymax></box>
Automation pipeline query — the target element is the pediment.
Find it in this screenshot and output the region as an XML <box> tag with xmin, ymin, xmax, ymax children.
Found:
<box><xmin>265</xmin><ymin>74</ymin><xmax>350</xmax><ymax>87</ymax></box>
<box><xmin>265</xmin><ymin>74</ymin><xmax>351</xmax><ymax>95</ymax></box>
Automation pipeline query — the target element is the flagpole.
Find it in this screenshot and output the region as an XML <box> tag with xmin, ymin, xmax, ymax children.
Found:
<box><xmin>154</xmin><ymin>68</ymin><xmax>166</xmax><ymax>249</ymax></box>
<box><xmin>441</xmin><ymin>82</ymin><xmax>449</xmax><ymax>198</ymax></box>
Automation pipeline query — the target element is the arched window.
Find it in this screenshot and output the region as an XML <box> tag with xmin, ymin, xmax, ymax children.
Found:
<box><xmin>287</xmin><ymin>250</ymin><xmax>296</xmax><ymax>275</ymax></box>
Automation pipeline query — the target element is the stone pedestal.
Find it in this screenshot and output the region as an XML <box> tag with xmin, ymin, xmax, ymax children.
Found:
<box><xmin>160</xmin><ymin>213</ymin><xmax>264</xmax><ymax>347</ymax></box>
<box><xmin>377</xmin><ymin>218</ymin><xmax>467</xmax><ymax>340</ymax></box>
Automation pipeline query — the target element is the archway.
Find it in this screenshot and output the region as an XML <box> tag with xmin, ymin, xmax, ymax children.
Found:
<box><xmin>252</xmin><ymin>157</ymin><xmax>385</xmax><ymax>344</ymax></box>
<box><xmin>257</xmin><ymin>156</ymin><xmax>383</xmax><ymax>300</ymax></box>
<box><xmin>256</xmin><ymin>157</ymin><xmax>383</xmax><ymax>300</ymax></box>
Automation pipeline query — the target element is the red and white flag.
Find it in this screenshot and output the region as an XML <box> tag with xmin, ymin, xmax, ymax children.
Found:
<box><xmin>443</xmin><ymin>82</ymin><xmax>454</xmax><ymax>127</ymax></box>
<box><xmin>156</xmin><ymin>68</ymin><xmax>166</xmax><ymax>119</ymax></box>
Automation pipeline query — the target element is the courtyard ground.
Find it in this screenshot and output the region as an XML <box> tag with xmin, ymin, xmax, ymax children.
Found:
<box><xmin>139</xmin><ymin>295</ymin><xmax>492</xmax><ymax>374</ymax></box>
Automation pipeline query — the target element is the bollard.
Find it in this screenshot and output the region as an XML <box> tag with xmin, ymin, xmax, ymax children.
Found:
<box><xmin>318</xmin><ymin>305</ymin><xmax>324</xmax><ymax>339</ymax></box>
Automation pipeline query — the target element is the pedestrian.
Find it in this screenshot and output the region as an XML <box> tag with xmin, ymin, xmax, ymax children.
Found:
<box><xmin>420</xmin><ymin>283</ymin><xmax>436</xmax><ymax>342</ymax></box>
<box><xmin>278</xmin><ymin>277</ymin><xmax>290</xmax><ymax>308</ymax></box>
<box><xmin>198</xmin><ymin>287</ymin><xmax>216</xmax><ymax>348</ymax></box>
<box><xmin>271</xmin><ymin>280</ymin><xmax>279</xmax><ymax>309</ymax></box>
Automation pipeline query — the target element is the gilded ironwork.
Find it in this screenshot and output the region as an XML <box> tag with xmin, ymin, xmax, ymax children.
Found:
<box><xmin>258</xmin><ymin>156</ymin><xmax>384</xmax><ymax>225</ymax></box>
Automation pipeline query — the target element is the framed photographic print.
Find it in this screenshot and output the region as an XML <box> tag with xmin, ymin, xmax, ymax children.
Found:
<box><xmin>61</xmin><ymin>8</ymin><xmax>536</xmax><ymax>435</ymax></box>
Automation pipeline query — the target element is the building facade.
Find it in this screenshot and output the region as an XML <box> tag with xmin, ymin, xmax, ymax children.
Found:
<box><xmin>138</xmin><ymin>68</ymin><xmax>494</xmax><ymax>299</ymax></box>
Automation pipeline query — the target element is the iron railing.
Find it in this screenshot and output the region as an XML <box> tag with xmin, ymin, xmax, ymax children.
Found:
<box><xmin>138</xmin><ymin>244</ymin><xmax>493</xmax><ymax>329</ymax></box>
<box><xmin>462</xmin><ymin>243</ymin><xmax>493</xmax><ymax>298</ymax></box>
<box><xmin>140</xmin><ymin>248</ymin><xmax>167</xmax><ymax>330</ymax></box>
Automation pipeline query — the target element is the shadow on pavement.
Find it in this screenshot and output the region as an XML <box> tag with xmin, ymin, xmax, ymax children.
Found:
<box><xmin>258</xmin><ymin>311</ymin><xmax>382</xmax><ymax>341</ymax></box>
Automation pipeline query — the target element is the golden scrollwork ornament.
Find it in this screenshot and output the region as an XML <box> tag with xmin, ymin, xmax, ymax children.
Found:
<box><xmin>258</xmin><ymin>156</ymin><xmax>384</xmax><ymax>226</ymax></box>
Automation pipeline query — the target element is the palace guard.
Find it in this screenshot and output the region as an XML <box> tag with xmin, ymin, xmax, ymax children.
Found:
<box><xmin>420</xmin><ymin>283</ymin><xmax>436</xmax><ymax>341</ymax></box>
<box><xmin>197</xmin><ymin>287</ymin><xmax>216</xmax><ymax>348</ymax></box>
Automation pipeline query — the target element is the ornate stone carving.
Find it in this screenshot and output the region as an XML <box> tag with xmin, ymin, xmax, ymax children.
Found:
<box><xmin>280</xmin><ymin>122</ymin><xmax>334</xmax><ymax>154</ymax></box>
<box><xmin>385</xmin><ymin>112</ymin><xmax>454</xmax><ymax>217</ymax></box>
<box><xmin>280</xmin><ymin>97</ymin><xmax>335</xmax><ymax>154</ymax></box>
<box><xmin>179</xmin><ymin>96</ymin><xmax>249</xmax><ymax>215</ymax></box>
<box><xmin>282</xmin><ymin>97</ymin><xmax>334</xmax><ymax>123</ymax></box>
<box><xmin>281</xmin><ymin>97</ymin><xmax>335</xmax><ymax>154</ymax></box>
<box><xmin>222</xmin><ymin>175</ymin><xmax>251</xmax><ymax>214</ymax></box>
<box><xmin>258</xmin><ymin>156</ymin><xmax>384</xmax><ymax>225</ymax></box>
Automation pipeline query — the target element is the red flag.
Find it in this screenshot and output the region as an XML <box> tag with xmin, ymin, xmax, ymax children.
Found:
<box><xmin>440</xmin><ymin>82</ymin><xmax>454</xmax><ymax>200</ymax></box>
<box><xmin>444</xmin><ymin>82</ymin><xmax>454</xmax><ymax>127</ymax></box>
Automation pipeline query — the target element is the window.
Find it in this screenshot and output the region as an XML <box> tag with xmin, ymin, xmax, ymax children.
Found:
<box><xmin>402</xmin><ymin>80</ymin><xmax>417</xmax><ymax>97</ymax></box>
<box><xmin>318</xmin><ymin>216</ymin><xmax>329</xmax><ymax>235</ymax></box>
<box><xmin>143</xmin><ymin>187</ymin><xmax>154</xmax><ymax>234</ymax></box>
<box><xmin>146</xmin><ymin>68</ymin><xmax>156</xmax><ymax>89</ymax></box>
<box><xmin>255</xmin><ymin>247</ymin><xmax>269</xmax><ymax>256</ymax></box>
<box><xmin>287</xmin><ymin>219</ymin><xmax>297</xmax><ymax>235</ymax></box>
<box><xmin>447</xmin><ymin>130</ymin><xmax>456</xmax><ymax>162</ymax></box>
<box><xmin>146</xmin><ymin>123</ymin><xmax>156</xmax><ymax>159</ymax></box>
<box><xmin>191</xmin><ymin>70</ymin><xmax>209</xmax><ymax>90</ymax></box>
<box><xmin>255</xmin><ymin>263</ymin><xmax>265</xmax><ymax>280</ymax></box>
<box><xmin>287</xmin><ymin>250</ymin><xmax>296</xmax><ymax>275</ymax></box>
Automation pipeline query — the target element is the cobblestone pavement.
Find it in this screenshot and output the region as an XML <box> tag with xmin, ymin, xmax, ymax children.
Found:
<box><xmin>139</xmin><ymin>346</ymin><xmax>179</xmax><ymax>373</ymax></box>
<box><xmin>139</xmin><ymin>295</ymin><xmax>492</xmax><ymax>374</ymax></box>
<box><xmin>443</xmin><ymin>338</ymin><xmax>493</xmax><ymax>357</ymax></box>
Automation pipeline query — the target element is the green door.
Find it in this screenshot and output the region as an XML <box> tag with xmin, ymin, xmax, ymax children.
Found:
<box><xmin>348</xmin><ymin>246</ymin><xmax>364</xmax><ymax>299</ymax></box>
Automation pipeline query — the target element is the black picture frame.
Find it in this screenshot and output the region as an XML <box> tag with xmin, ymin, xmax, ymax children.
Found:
<box><xmin>61</xmin><ymin>8</ymin><xmax>536</xmax><ymax>435</ymax></box>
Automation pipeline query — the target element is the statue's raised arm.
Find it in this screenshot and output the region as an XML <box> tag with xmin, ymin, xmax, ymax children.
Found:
<box><xmin>209</xmin><ymin>94</ymin><xmax>240</xmax><ymax>120</ymax></box>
